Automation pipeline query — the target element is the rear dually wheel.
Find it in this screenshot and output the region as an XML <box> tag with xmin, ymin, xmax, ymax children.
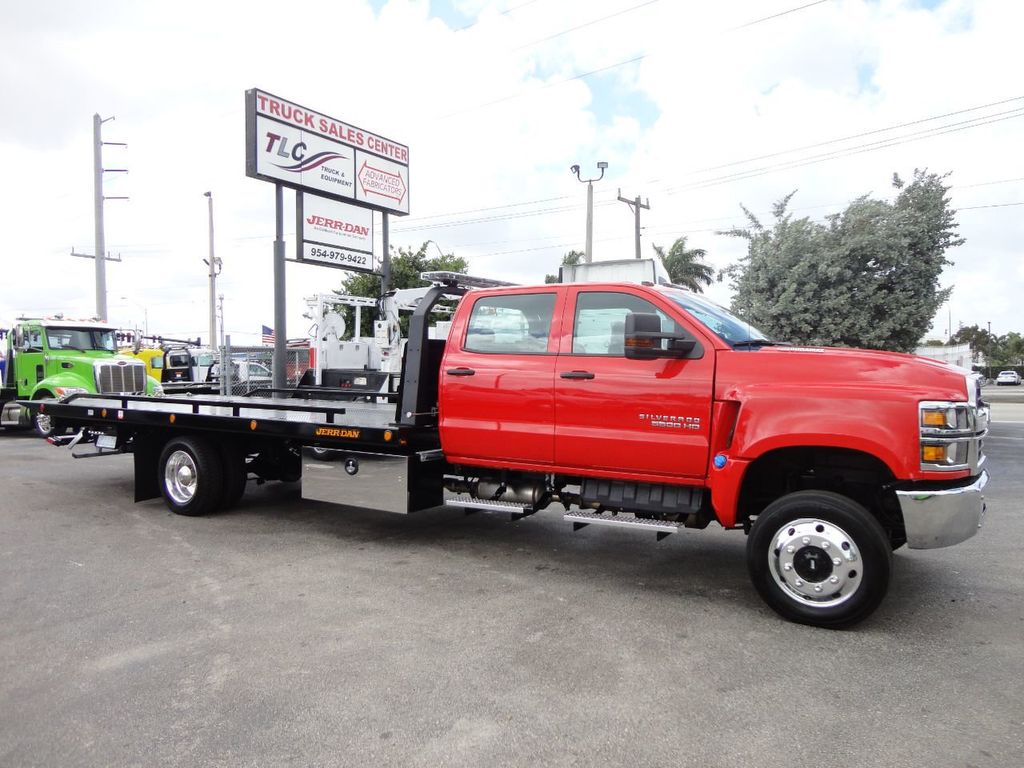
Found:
<box><xmin>158</xmin><ymin>436</ymin><xmax>224</xmax><ymax>516</ymax></box>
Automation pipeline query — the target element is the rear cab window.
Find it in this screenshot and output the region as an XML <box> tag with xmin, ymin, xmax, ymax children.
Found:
<box><xmin>464</xmin><ymin>293</ymin><xmax>556</xmax><ymax>354</ymax></box>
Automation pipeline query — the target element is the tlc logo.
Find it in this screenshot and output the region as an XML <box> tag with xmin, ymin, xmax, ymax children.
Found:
<box><xmin>265</xmin><ymin>132</ymin><xmax>306</xmax><ymax>161</ymax></box>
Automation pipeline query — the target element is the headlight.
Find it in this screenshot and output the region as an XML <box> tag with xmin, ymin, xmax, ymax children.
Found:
<box><xmin>918</xmin><ymin>401</ymin><xmax>985</xmax><ymax>472</ymax></box>
<box><xmin>54</xmin><ymin>386</ymin><xmax>88</xmax><ymax>399</ymax></box>
<box><xmin>151</xmin><ymin>382</ymin><xmax>164</xmax><ymax>397</ymax></box>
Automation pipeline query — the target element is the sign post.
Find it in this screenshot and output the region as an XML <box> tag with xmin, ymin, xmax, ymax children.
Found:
<box><xmin>245</xmin><ymin>89</ymin><xmax>409</xmax><ymax>387</ymax></box>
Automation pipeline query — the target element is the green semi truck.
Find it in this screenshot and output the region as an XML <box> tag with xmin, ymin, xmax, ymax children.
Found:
<box><xmin>1</xmin><ymin>317</ymin><xmax>162</xmax><ymax>436</ymax></box>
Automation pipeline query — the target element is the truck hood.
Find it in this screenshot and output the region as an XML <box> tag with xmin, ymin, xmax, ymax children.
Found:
<box><xmin>714</xmin><ymin>345</ymin><xmax>977</xmax><ymax>405</ymax></box>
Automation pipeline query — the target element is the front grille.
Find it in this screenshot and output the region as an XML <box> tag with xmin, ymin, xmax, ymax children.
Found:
<box><xmin>96</xmin><ymin>362</ymin><xmax>146</xmax><ymax>394</ymax></box>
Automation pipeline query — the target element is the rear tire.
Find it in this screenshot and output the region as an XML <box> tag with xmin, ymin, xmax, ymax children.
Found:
<box><xmin>747</xmin><ymin>490</ymin><xmax>892</xmax><ymax>629</ymax></box>
<box><xmin>158</xmin><ymin>436</ymin><xmax>224</xmax><ymax>516</ymax></box>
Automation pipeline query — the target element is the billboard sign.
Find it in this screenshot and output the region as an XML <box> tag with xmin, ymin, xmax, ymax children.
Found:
<box><xmin>246</xmin><ymin>89</ymin><xmax>409</xmax><ymax>215</ymax></box>
<box><xmin>295</xmin><ymin>192</ymin><xmax>377</xmax><ymax>273</ymax></box>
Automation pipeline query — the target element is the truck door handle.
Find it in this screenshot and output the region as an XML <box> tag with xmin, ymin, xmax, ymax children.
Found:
<box><xmin>446</xmin><ymin>367</ymin><xmax>476</xmax><ymax>376</ymax></box>
<box><xmin>560</xmin><ymin>370</ymin><xmax>595</xmax><ymax>380</ymax></box>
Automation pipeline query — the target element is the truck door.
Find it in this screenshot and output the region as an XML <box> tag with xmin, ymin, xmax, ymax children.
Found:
<box><xmin>439</xmin><ymin>290</ymin><xmax>561</xmax><ymax>466</ymax></box>
<box><xmin>554</xmin><ymin>288</ymin><xmax>714</xmax><ymax>481</ymax></box>
<box><xmin>13</xmin><ymin>325</ymin><xmax>45</xmax><ymax>394</ymax></box>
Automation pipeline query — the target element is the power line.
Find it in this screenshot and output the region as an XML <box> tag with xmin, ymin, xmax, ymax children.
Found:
<box><xmin>653</xmin><ymin>95</ymin><xmax>1024</xmax><ymax>184</ymax></box>
<box><xmin>959</xmin><ymin>201</ymin><xmax>1024</xmax><ymax>210</ymax></box>
<box><xmin>660</xmin><ymin>109</ymin><xmax>1024</xmax><ymax>196</ymax></box>
<box><xmin>409</xmin><ymin>96</ymin><xmax>1024</xmax><ymax>231</ymax></box>
<box><xmin>395</xmin><ymin>102</ymin><xmax>1023</xmax><ymax>231</ymax></box>
<box><xmin>730</xmin><ymin>0</ymin><xmax>833</xmax><ymax>31</ymax></box>
<box><xmin>513</xmin><ymin>0</ymin><xmax>661</xmax><ymax>51</ymax></box>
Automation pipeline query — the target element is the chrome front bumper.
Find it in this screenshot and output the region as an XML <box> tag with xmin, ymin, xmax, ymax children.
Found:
<box><xmin>896</xmin><ymin>471</ymin><xmax>988</xmax><ymax>549</ymax></box>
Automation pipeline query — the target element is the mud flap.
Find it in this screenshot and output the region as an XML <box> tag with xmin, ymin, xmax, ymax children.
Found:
<box><xmin>133</xmin><ymin>433</ymin><xmax>162</xmax><ymax>503</ymax></box>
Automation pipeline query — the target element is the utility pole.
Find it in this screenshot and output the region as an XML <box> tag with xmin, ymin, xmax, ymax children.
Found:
<box><xmin>203</xmin><ymin>191</ymin><xmax>221</xmax><ymax>349</ymax></box>
<box><xmin>571</xmin><ymin>161</ymin><xmax>608</xmax><ymax>263</ymax></box>
<box><xmin>617</xmin><ymin>189</ymin><xmax>650</xmax><ymax>260</ymax></box>
<box><xmin>74</xmin><ymin>114</ymin><xmax>127</xmax><ymax>321</ymax></box>
<box><xmin>217</xmin><ymin>294</ymin><xmax>225</xmax><ymax>352</ymax></box>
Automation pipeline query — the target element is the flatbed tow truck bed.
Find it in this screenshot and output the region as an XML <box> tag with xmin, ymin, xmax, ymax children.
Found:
<box><xmin>24</xmin><ymin>391</ymin><xmax>447</xmax><ymax>517</ymax></box>
<box><xmin>31</xmin><ymin>393</ymin><xmax>424</xmax><ymax>449</ymax></box>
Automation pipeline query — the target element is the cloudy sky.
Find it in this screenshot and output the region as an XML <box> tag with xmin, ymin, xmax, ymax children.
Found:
<box><xmin>1</xmin><ymin>0</ymin><xmax>1020</xmax><ymax>346</ymax></box>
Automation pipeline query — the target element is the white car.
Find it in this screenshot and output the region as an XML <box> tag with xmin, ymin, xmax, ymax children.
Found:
<box><xmin>996</xmin><ymin>370</ymin><xmax>1022</xmax><ymax>386</ymax></box>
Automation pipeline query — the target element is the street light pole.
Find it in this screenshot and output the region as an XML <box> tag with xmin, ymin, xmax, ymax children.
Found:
<box><xmin>571</xmin><ymin>161</ymin><xmax>608</xmax><ymax>263</ymax></box>
<box><xmin>203</xmin><ymin>191</ymin><xmax>221</xmax><ymax>350</ymax></box>
<box><xmin>119</xmin><ymin>296</ymin><xmax>148</xmax><ymax>338</ymax></box>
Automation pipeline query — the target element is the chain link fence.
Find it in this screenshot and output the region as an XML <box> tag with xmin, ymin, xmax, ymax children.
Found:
<box><xmin>217</xmin><ymin>342</ymin><xmax>310</xmax><ymax>397</ymax></box>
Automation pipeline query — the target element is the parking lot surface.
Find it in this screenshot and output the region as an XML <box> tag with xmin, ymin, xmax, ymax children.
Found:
<box><xmin>1</xmin><ymin>405</ymin><xmax>1022</xmax><ymax>767</ymax></box>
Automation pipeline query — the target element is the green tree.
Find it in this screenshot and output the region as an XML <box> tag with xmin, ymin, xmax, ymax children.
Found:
<box><xmin>721</xmin><ymin>170</ymin><xmax>962</xmax><ymax>352</ymax></box>
<box><xmin>336</xmin><ymin>242</ymin><xmax>468</xmax><ymax>335</ymax></box>
<box><xmin>651</xmin><ymin>237</ymin><xmax>714</xmax><ymax>292</ymax></box>
<box><xmin>997</xmin><ymin>332</ymin><xmax>1024</xmax><ymax>367</ymax></box>
<box><xmin>950</xmin><ymin>324</ymin><xmax>996</xmax><ymax>362</ymax></box>
<box><xmin>960</xmin><ymin>328</ymin><xmax>1024</xmax><ymax>368</ymax></box>
<box><xmin>544</xmin><ymin>250</ymin><xmax>585</xmax><ymax>283</ymax></box>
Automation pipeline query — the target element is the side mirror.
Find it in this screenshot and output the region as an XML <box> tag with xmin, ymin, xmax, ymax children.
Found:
<box><xmin>14</xmin><ymin>326</ymin><xmax>24</xmax><ymax>349</ymax></box>
<box><xmin>624</xmin><ymin>312</ymin><xmax>698</xmax><ymax>360</ymax></box>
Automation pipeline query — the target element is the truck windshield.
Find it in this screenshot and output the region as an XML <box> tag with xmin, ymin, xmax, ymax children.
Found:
<box><xmin>46</xmin><ymin>327</ymin><xmax>116</xmax><ymax>352</ymax></box>
<box><xmin>659</xmin><ymin>289</ymin><xmax>769</xmax><ymax>347</ymax></box>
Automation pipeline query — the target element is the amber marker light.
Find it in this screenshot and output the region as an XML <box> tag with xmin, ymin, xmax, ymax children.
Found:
<box><xmin>101</xmin><ymin>409</ymin><xmax>107</xmax><ymax>418</ymax></box>
<box><xmin>922</xmin><ymin>445</ymin><xmax>948</xmax><ymax>463</ymax></box>
<box><xmin>383</xmin><ymin>430</ymin><xmax>393</xmax><ymax>442</ymax></box>
<box><xmin>169</xmin><ymin>414</ymin><xmax>176</xmax><ymax>424</ymax></box>
<box><xmin>921</xmin><ymin>410</ymin><xmax>950</xmax><ymax>428</ymax></box>
<box><xmin>250</xmin><ymin>420</ymin><xmax>258</xmax><ymax>431</ymax></box>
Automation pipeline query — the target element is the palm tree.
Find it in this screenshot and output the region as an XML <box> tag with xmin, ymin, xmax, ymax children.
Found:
<box><xmin>652</xmin><ymin>237</ymin><xmax>714</xmax><ymax>292</ymax></box>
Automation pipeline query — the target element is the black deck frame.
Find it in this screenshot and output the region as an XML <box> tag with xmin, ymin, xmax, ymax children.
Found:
<box><xmin>21</xmin><ymin>393</ymin><xmax>439</xmax><ymax>453</ymax></box>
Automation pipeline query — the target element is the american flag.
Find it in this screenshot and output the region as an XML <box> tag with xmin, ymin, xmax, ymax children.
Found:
<box><xmin>261</xmin><ymin>325</ymin><xmax>275</xmax><ymax>345</ymax></box>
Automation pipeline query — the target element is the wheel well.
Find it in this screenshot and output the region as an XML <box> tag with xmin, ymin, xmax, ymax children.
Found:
<box><xmin>738</xmin><ymin>447</ymin><xmax>902</xmax><ymax>538</ymax></box>
<box><xmin>31</xmin><ymin>389</ymin><xmax>54</xmax><ymax>400</ymax></box>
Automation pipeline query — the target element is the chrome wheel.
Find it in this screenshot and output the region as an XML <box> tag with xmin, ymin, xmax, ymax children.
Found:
<box><xmin>768</xmin><ymin>517</ymin><xmax>863</xmax><ymax>609</ymax></box>
<box><xmin>34</xmin><ymin>412</ymin><xmax>53</xmax><ymax>435</ymax></box>
<box><xmin>164</xmin><ymin>449</ymin><xmax>199</xmax><ymax>505</ymax></box>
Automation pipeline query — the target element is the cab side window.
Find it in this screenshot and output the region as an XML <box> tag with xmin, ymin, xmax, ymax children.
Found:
<box><xmin>25</xmin><ymin>328</ymin><xmax>43</xmax><ymax>352</ymax></box>
<box><xmin>464</xmin><ymin>294</ymin><xmax>556</xmax><ymax>355</ymax></box>
<box><xmin>572</xmin><ymin>292</ymin><xmax>682</xmax><ymax>356</ymax></box>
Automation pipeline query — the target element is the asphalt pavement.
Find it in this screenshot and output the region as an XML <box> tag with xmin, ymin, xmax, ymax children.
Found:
<box><xmin>0</xmin><ymin>407</ymin><xmax>1022</xmax><ymax>767</ymax></box>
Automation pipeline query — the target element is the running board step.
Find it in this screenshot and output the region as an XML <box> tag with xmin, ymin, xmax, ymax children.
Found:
<box><xmin>445</xmin><ymin>494</ymin><xmax>532</xmax><ymax>521</ymax></box>
<box><xmin>564</xmin><ymin>510</ymin><xmax>684</xmax><ymax>540</ymax></box>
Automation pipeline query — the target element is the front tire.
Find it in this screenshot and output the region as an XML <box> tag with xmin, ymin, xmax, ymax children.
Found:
<box><xmin>747</xmin><ymin>490</ymin><xmax>892</xmax><ymax>629</ymax></box>
<box><xmin>158</xmin><ymin>436</ymin><xmax>224</xmax><ymax>516</ymax></box>
<box><xmin>32</xmin><ymin>397</ymin><xmax>64</xmax><ymax>438</ymax></box>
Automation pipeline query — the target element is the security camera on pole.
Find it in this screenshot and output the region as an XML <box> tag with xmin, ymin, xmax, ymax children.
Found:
<box><xmin>571</xmin><ymin>161</ymin><xmax>608</xmax><ymax>264</ymax></box>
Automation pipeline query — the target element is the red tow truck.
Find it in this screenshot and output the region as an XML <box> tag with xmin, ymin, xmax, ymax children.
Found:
<box><xmin>24</xmin><ymin>272</ymin><xmax>989</xmax><ymax>628</ymax></box>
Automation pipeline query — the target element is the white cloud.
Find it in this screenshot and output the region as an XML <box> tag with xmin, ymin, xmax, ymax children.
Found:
<box><xmin>0</xmin><ymin>0</ymin><xmax>1020</xmax><ymax>344</ymax></box>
